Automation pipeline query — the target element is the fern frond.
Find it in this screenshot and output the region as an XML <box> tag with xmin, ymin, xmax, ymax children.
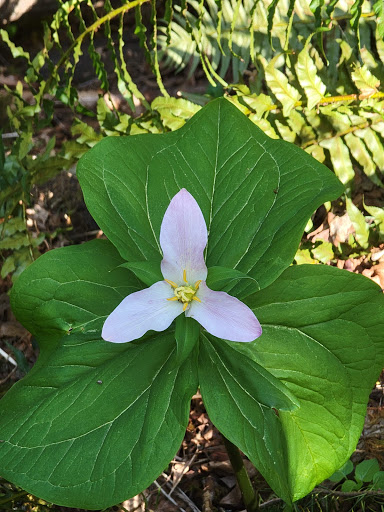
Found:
<box><xmin>158</xmin><ymin>0</ymin><xmax>382</xmax><ymax>87</ymax></box>
<box><xmin>296</xmin><ymin>38</ymin><xmax>326</xmax><ymax>110</ymax></box>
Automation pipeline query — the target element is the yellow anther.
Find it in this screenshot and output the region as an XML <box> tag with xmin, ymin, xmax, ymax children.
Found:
<box><xmin>165</xmin><ymin>279</ymin><xmax>178</xmax><ymax>289</ymax></box>
<box><xmin>165</xmin><ymin>274</ymin><xmax>203</xmax><ymax>309</ymax></box>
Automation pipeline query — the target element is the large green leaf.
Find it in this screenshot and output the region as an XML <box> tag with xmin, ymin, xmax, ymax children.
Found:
<box><xmin>206</xmin><ymin>264</ymin><xmax>384</xmax><ymax>501</ymax></box>
<box><xmin>198</xmin><ymin>335</ymin><xmax>297</xmax><ymax>503</ymax></box>
<box><xmin>77</xmin><ymin>98</ymin><xmax>343</xmax><ymax>292</ymax></box>
<box><xmin>2</xmin><ymin>98</ymin><xmax>364</xmax><ymax>510</ymax></box>
<box><xmin>1</xmin><ymin>240</ymin><xmax>198</xmax><ymax>509</ymax></box>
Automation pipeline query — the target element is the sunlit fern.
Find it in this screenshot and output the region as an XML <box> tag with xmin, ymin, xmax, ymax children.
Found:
<box><xmin>158</xmin><ymin>0</ymin><xmax>384</xmax><ymax>84</ymax></box>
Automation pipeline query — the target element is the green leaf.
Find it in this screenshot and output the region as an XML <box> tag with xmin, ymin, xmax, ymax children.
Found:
<box><xmin>174</xmin><ymin>315</ymin><xmax>199</xmax><ymax>367</ymax></box>
<box><xmin>363</xmin><ymin>202</ymin><xmax>384</xmax><ymax>229</ymax></box>
<box><xmin>341</xmin><ymin>479</ymin><xmax>362</xmax><ymax>492</ymax></box>
<box><xmin>319</xmin><ymin>137</ymin><xmax>355</xmax><ymax>186</ymax></box>
<box><xmin>373</xmin><ymin>470</ymin><xmax>384</xmax><ymax>490</ymax></box>
<box><xmin>0</xmin><ymin>29</ymin><xmax>32</xmax><ymax>63</ymax></box>
<box><xmin>77</xmin><ymin>98</ymin><xmax>343</xmax><ymax>295</ymax></box>
<box><xmin>1</xmin><ymin>255</ymin><xmax>16</xmax><ymax>278</ymax></box>
<box><xmin>355</xmin><ymin>127</ymin><xmax>384</xmax><ymax>172</ymax></box>
<box><xmin>0</xmin><ymin>217</ymin><xmax>25</xmax><ymax>237</ymax></box>
<box><xmin>355</xmin><ymin>458</ymin><xmax>380</xmax><ymax>483</ymax></box>
<box><xmin>328</xmin><ymin>459</ymin><xmax>354</xmax><ymax>482</ymax></box>
<box><xmin>119</xmin><ymin>261</ymin><xmax>163</xmax><ymax>286</ymax></box>
<box><xmin>294</xmin><ymin>247</ymin><xmax>316</xmax><ymax>265</ymax></box>
<box><xmin>239</xmin><ymin>93</ymin><xmax>274</xmax><ymax>120</ymax></box>
<box><xmin>88</xmin><ymin>37</ymin><xmax>109</xmax><ymax>90</ymax></box>
<box><xmin>296</xmin><ymin>39</ymin><xmax>326</xmax><ymax>110</ymax></box>
<box><xmin>206</xmin><ymin>266</ymin><xmax>258</xmax><ymax>295</ymax></box>
<box><xmin>2</xmin><ymin>239</ymin><xmax>198</xmax><ymax>509</ymax></box>
<box><xmin>351</xmin><ymin>64</ymin><xmax>380</xmax><ymax>98</ymax></box>
<box><xmin>346</xmin><ymin>198</ymin><xmax>370</xmax><ymax>249</ymax></box>
<box><xmin>267</xmin><ymin>0</ymin><xmax>279</xmax><ymax>50</ymax></box>
<box><xmin>312</xmin><ymin>240</ymin><xmax>334</xmax><ymax>263</ymax></box>
<box><xmin>151</xmin><ymin>96</ymin><xmax>201</xmax><ymax>130</ymax></box>
<box><xmin>264</xmin><ymin>57</ymin><xmax>302</xmax><ymax>116</ymax></box>
<box><xmin>0</xmin><ymin>232</ymin><xmax>37</xmax><ymax>250</ymax></box>
<box><xmin>310</xmin><ymin>0</ymin><xmax>324</xmax><ymax>17</ymax></box>
<box><xmin>198</xmin><ymin>333</ymin><xmax>297</xmax><ymax>503</ymax></box>
<box><xmin>374</xmin><ymin>0</ymin><xmax>384</xmax><ymax>39</ymax></box>
<box><xmin>350</xmin><ymin>0</ymin><xmax>364</xmax><ymax>48</ymax></box>
<box><xmin>344</xmin><ymin>133</ymin><xmax>380</xmax><ymax>186</ymax></box>
<box><xmin>242</xmin><ymin>264</ymin><xmax>384</xmax><ymax>501</ymax></box>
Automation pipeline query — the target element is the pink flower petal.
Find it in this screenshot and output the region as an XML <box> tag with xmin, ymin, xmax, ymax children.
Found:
<box><xmin>160</xmin><ymin>189</ymin><xmax>208</xmax><ymax>285</ymax></box>
<box><xmin>102</xmin><ymin>281</ymin><xmax>183</xmax><ymax>343</ymax></box>
<box><xmin>186</xmin><ymin>282</ymin><xmax>262</xmax><ymax>342</ymax></box>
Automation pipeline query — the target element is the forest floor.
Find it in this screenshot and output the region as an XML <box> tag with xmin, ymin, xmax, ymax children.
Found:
<box><xmin>1</xmin><ymin>14</ymin><xmax>384</xmax><ymax>512</ymax></box>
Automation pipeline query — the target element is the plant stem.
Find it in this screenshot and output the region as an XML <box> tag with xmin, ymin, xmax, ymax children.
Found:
<box><xmin>223</xmin><ymin>436</ymin><xmax>259</xmax><ymax>512</ymax></box>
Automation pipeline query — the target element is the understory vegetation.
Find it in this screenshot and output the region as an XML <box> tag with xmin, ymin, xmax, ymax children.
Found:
<box><xmin>1</xmin><ymin>1</ymin><xmax>384</xmax><ymax>511</ymax></box>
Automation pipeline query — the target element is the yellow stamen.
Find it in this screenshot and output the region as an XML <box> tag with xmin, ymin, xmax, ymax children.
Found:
<box><xmin>165</xmin><ymin>273</ymin><xmax>202</xmax><ymax>309</ymax></box>
<box><xmin>165</xmin><ymin>279</ymin><xmax>178</xmax><ymax>289</ymax></box>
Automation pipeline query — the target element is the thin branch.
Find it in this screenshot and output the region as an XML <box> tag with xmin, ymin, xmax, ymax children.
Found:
<box><xmin>0</xmin><ymin>348</ymin><xmax>17</xmax><ymax>367</ymax></box>
<box><xmin>153</xmin><ymin>480</ymin><xmax>187</xmax><ymax>512</ymax></box>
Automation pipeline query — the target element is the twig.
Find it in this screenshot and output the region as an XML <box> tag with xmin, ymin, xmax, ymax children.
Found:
<box><xmin>169</xmin><ymin>451</ymin><xmax>200</xmax><ymax>494</ymax></box>
<box><xmin>159</xmin><ymin>450</ymin><xmax>201</xmax><ymax>512</ymax></box>
<box><xmin>260</xmin><ymin>497</ymin><xmax>283</xmax><ymax>509</ymax></box>
<box><xmin>202</xmin><ymin>475</ymin><xmax>215</xmax><ymax>512</ymax></box>
<box><xmin>1</xmin><ymin>132</ymin><xmax>19</xmax><ymax>139</ymax></box>
<box><xmin>0</xmin><ymin>365</ymin><xmax>17</xmax><ymax>385</ymax></box>
<box><xmin>171</xmin><ymin>486</ymin><xmax>202</xmax><ymax>512</ymax></box>
<box><xmin>0</xmin><ymin>347</ymin><xmax>17</xmax><ymax>367</ymax></box>
<box><xmin>153</xmin><ymin>481</ymin><xmax>187</xmax><ymax>512</ymax></box>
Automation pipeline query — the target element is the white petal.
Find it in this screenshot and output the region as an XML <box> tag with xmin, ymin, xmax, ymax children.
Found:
<box><xmin>160</xmin><ymin>188</ymin><xmax>208</xmax><ymax>285</ymax></box>
<box><xmin>102</xmin><ymin>281</ymin><xmax>183</xmax><ymax>343</ymax></box>
<box><xmin>186</xmin><ymin>282</ymin><xmax>262</xmax><ymax>342</ymax></box>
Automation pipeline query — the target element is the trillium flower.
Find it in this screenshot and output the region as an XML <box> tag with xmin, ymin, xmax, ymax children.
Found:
<box><xmin>102</xmin><ymin>189</ymin><xmax>262</xmax><ymax>343</ymax></box>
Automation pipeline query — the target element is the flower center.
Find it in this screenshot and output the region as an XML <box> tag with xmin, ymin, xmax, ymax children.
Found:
<box><xmin>165</xmin><ymin>270</ymin><xmax>202</xmax><ymax>311</ymax></box>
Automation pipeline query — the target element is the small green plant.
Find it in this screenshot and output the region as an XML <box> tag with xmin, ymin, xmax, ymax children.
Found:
<box><xmin>330</xmin><ymin>458</ymin><xmax>384</xmax><ymax>492</ymax></box>
<box><xmin>0</xmin><ymin>217</ymin><xmax>44</xmax><ymax>280</ymax></box>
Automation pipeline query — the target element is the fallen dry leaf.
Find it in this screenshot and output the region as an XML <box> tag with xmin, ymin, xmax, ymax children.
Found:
<box><xmin>0</xmin><ymin>321</ymin><xmax>28</xmax><ymax>338</ymax></box>
<box><xmin>328</xmin><ymin>212</ymin><xmax>355</xmax><ymax>245</ymax></box>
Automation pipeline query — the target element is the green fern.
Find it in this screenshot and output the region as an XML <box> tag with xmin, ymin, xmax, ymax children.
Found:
<box><xmin>158</xmin><ymin>0</ymin><xmax>380</xmax><ymax>83</ymax></box>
